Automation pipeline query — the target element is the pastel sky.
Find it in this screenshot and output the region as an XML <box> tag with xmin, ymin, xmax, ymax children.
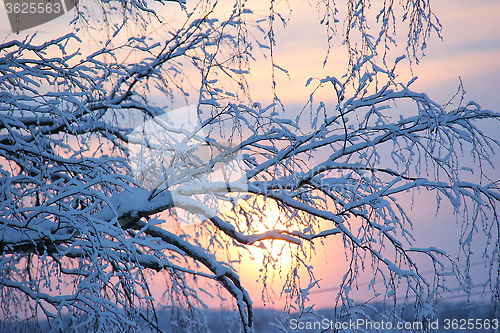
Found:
<box><xmin>225</xmin><ymin>0</ymin><xmax>500</xmax><ymax>309</ymax></box>
<box><xmin>1</xmin><ymin>0</ymin><xmax>499</xmax><ymax>311</ymax></box>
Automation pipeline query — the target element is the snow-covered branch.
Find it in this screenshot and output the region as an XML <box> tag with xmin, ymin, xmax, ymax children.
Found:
<box><xmin>1</xmin><ymin>0</ymin><xmax>499</xmax><ymax>332</ymax></box>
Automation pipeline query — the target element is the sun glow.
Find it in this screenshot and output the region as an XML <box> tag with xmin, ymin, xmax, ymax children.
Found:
<box><xmin>236</xmin><ymin>199</ymin><xmax>296</xmax><ymax>264</ymax></box>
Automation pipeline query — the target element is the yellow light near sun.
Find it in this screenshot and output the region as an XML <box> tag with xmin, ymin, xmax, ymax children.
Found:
<box><xmin>260</xmin><ymin>200</ymin><xmax>280</xmax><ymax>231</ymax></box>
<box><xmin>235</xmin><ymin>198</ymin><xmax>295</xmax><ymax>264</ymax></box>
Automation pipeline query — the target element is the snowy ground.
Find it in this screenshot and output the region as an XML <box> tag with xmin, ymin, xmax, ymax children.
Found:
<box><xmin>3</xmin><ymin>301</ymin><xmax>496</xmax><ymax>332</ymax></box>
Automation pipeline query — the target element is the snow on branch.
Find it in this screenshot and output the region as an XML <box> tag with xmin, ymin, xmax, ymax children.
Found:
<box><xmin>1</xmin><ymin>1</ymin><xmax>499</xmax><ymax>332</ymax></box>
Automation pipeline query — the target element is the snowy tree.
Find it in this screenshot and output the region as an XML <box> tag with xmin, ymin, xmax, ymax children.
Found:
<box><xmin>0</xmin><ymin>0</ymin><xmax>499</xmax><ymax>332</ymax></box>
